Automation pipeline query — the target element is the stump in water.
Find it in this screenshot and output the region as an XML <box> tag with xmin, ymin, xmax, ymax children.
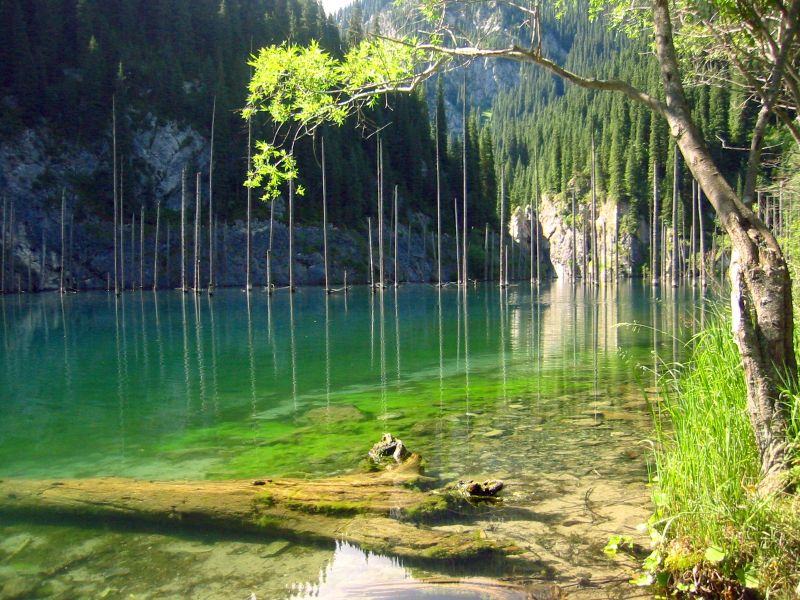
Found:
<box><xmin>368</xmin><ymin>432</ymin><xmax>411</xmax><ymax>464</ymax></box>
<box><xmin>0</xmin><ymin>453</ymin><xmax>520</xmax><ymax>564</ymax></box>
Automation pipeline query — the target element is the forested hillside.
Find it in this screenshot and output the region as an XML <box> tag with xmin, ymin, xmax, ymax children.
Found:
<box><xmin>0</xmin><ymin>0</ymin><xmax>443</xmax><ymax>226</ymax></box>
<box><xmin>0</xmin><ymin>0</ymin><xmax>791</xmax><ymax>287</ymax></box>
<box><xmin>344</xmin><ymin>0</ymin><xmax>789</xmax><ymax>277</ymax></box>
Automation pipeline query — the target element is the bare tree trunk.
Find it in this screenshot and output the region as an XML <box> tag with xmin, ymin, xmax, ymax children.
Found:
<box><xmin>131</xmin><ymin>211</ymin><xmax>136</xmax><ymax>291</ymax></box>
<box><xmin>671</xmin><ymin>148</ymin><xmax>679</xmax><ymax>287</ymax></box>
<box><xmin>58</xmin><ymin>189</ymin><xmax>67</xmax><ymax>294</ymax></box>
<box><xmin>499</xmin><ymin>169</ymin><xmax>505</xmax><ymax>288</ymax></box>
<box><xmin>394</xmin><ymin>185</ymin><xmax>399</xmax><ymax>286</ymax></box>
<box><xmin>454</xmin><ymin>199</ymin><xmax>461</xmax><ymax>286</ymax></box>
<box><xmin>153</xmin><ymin>201</ymin><xmax>160</xmax><ymax>291</ymax></box>
<box><xmin>246</xmin><ymin>121</ymin><xmax>253</xmax><ymax>292</ymax></box>
<box><xmin>378</xmin><ymin>139</ymin><xmax>385</xmax><ymax>290</ymax></box>
<box><xmin>59</xmin><ymin>190</ymin><xmax>65</xmax><ymax>294</ymax></box>
<box><xmin>165</xmin><ymin>222</ymin><xmax>171</xmax><ymax>289</ymax></box>
<box><xmin>652</xmin><ymin>160</ymin><xmax>660</xmax><ymax>286</ymax></box>
<box><xmin>8</xmin><ymin>203</ymin><xmax>14</xmax><ymax>293</ymax></box>
<box><xmin>485</xmin><ymin>223</ymin><xmax>490</xmax><ymax>282</ymax></box>
<box><xmin>435</xmin><ymin>114</ymin><xmax>442</xmax><ymax>287</ymax></box>
<box><xmin>571</xmin><ymin>190</ymin><xmax>577</xmax><ymax>281</ymax></box>
<box><xmin>68</xmin><ymin>214</ymin><xmax>74</xmax><ymax>290</ymax></box>
<box><xmin>407</xmin><ymin>222</ymin><xmax>412</xmax><ymax>272</ymax></box>
<box><xmin>590</xmin><ymin>133</ymin><xmax>598</xmax><ymax>286</ymax></box>
<box><xmin>653</xmin><ymin>0</ymin><xmax>797</xmax><ymax>489</ymax></box>
<box><xmin>113</xmin><ymin>96</ymin><xmax>119</xmax><ymax>296</ymax></box>
<box><xmin>40</xmin><ymin>214</ymin><xmax>45</xmax><ymax>291</ymax></box>
<box><xmin>614</xmin><ymin>204</ymin><xmax>619</xmax><ymax>279</ymax></box>
<box><xmin>266</xmin><ymin>249</ymin><xmax>272</xmax><ymax>292</ymax></box>
<box><xmin>602</xmin><ymin>221</ymin><xmax>607</xmax><ymax>282</ymax></box>
<box><xmin>698</xmin><ymin>188</ymin><xmax>706</xmax><ymax>287</ymax></box>
<box><xmin>194</xmin><ymin>173</ymin><xmax>201</xmax><ymax>294</ymax></box>
<box><xmin>582</xmin><ymin>205</ymin><xmax>588</xmax><ymax>282</ymax></box>
<box><xmin>120</xmin><ymin>164</ymin><xmax>125</xmax><ymax>292</ymax></box>
<box><xmin>181</xmin><ymin>169</ymin><xmax>186</xmax><ymax>292</ymax></box>
<box><xmin>288</xmin><ymin>178</ymin><xmax>295</xmax><ymax>292</ymax></box>
<box><xmin>139</xmin><ymin>205</ymin><xmax>144</xmax><ymax>290</ymax></box>
<box><xmin>208</xmin><ymin>97</ymin><xmax>216</xmax><ymax>292</ymax></box>
<box><xmin>462</xmin><ymin>74</ymin><xmax>468</xmax><ymax>288</ymax></box>
<box><xmin>534</xmin><ymin>157</ymin><xmax>541</xmax><ymax>283</ymax></box>
<box><xmin>1</xmin><ymin>194</ymin><xmax>5</xmax><ymax>294</ymax></box>
<box><xmin>528</xmin><ymin>209</ymin><xmax>534</xmax><ymax>283</ymax></box>
<box><xmin>368</xmin><ymin>217</ymin><xmax>375</xmax><ymax>289</ymax></box>
<box><xmin>322</xmin><ymin>138</ymin><xmax>330</xmax><ymax>292</ymax></box>
<box><xmin>691</xmin><ymin>180</ymin><xmax>697</xmax><ymax>285</ymax></box>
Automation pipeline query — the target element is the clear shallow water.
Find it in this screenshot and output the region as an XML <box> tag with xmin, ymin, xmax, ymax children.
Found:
<box><xmin>0</xmin><ymin>281</ymin><xmax>710</xmax><ymax>599</ymax></box>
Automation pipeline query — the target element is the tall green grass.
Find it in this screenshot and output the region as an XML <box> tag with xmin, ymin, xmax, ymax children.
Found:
<box><xmin>651</xmin><ymin>314</ymin><xmax>800</xmax><ymax>596</ymax></box>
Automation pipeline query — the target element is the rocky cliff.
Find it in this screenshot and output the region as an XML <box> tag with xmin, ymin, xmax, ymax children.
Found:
<box><xmin>507</xmin><ymin>192</ymin><xmax>648</xmax><ymax>280</ymax></box>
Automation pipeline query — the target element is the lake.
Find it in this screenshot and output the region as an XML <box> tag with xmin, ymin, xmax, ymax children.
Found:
<box><xmin>0</xmin><ymin>281</ymin><xmax>710</xmax><ymax>599</ymax></box>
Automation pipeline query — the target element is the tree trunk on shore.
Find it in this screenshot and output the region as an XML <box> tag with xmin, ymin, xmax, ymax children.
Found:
<box><xmin>652</xmin><ymin>0</ymin><xmax>797</xmax><ymax>491</ymax></box>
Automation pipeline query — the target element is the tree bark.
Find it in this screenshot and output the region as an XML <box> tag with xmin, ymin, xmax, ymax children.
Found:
<box><xmin>652</xmin><ymin>0</ymin><xmax>797</xmax><ymax>491</ymax></box>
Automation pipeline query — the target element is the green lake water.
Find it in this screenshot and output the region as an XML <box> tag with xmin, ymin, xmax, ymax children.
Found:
<box><xmin>0</xmin><ymin>281</ymin><xmax>710</xmax><ymax>599</ymax></box>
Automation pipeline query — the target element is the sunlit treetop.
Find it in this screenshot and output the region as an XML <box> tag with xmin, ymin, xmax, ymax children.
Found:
<box><xmin>244</xmin><ymin>37</ymin><xmax>443</xmax><ymax>200</ymax></box>
<box><xmin>244</xmin><ymin>0</ymin><xmax>799</xmax><ymax>201</ymax></box>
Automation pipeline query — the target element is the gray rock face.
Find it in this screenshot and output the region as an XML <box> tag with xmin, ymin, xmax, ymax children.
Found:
<box><xmin>0</xmin><ymin>124</ymin><xmax>457</xmax><ymax>291</ymax></box>
<box><xmin>509</xmin><ymin>193</ymin><xmax>648</xmax><ymax>280</ymax></box>
<box><xmin>129</xmin><ymin>114</ymin><xmax>208</xmax><ymax>211</ymax></box>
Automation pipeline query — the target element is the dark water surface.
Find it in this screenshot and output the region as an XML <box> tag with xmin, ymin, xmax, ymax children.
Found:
<box><xmin>0</xmin><ymin>281</ymin><xmax>709</xmax><ymax>599</ymax></box>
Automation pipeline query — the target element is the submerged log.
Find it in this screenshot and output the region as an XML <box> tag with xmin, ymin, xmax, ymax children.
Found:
<box><xmin>0</xmin><ymin>454</ymin><xmax>518</xmax><ymax>563</ymax></box>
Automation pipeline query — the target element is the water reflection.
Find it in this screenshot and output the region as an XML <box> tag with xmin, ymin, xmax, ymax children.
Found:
<box><xmin>286</xmin><ymin>542</ymin><xmax>529</xmax><ymax>600</ymax></box>
<box><xmin>0</xmin><ymin>281</ymin><xmax>711</xmax><ymax>481</ymax></box>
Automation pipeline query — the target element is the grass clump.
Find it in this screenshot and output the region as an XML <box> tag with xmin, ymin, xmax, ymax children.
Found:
<box><xmin>646</xmin><ymin>315</ymin><xmax>800</xmax><ymax>597</ymax></box>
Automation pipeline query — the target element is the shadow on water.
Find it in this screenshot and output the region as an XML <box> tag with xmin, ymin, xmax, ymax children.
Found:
<box><xmin>0</xmin><ymin>281</ymin><xmax>713</xmax><ymax>598</ymax></box>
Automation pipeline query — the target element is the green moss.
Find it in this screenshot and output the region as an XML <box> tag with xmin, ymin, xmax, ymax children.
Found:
<box><xmin>284</xmin><ymin>500</ymin><xmax>369</xmax><ymax>516</ymax></box>
<box><xmin>401</xmin><ymin>494</ymin><xmax>452</xmax><ymax>523</ymax></box>
<box><xmin>257</xmin><ymin>492</ymin><xmax>275</xmax><ymax>507</ymax></box>
<box><xmin>255</xmin><ymin>515</ymin><xmax>284</xmax><ymax>530</ymax></box>
<box><xmin>420</xmin><ymin>539</ymin><xmax>498</xmax><ymax>560</ymax></box>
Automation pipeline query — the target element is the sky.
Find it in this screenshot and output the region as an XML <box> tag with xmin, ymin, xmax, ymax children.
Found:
<box><xmin>321</xmin><ymin>0</ymin><xmax>354</xmax><ymax>15</ymax></box>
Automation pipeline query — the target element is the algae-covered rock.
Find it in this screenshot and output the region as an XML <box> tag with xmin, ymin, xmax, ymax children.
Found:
<box><xmin>455</xmin><ymin>479</ymin><xmax>505</xmax><ymax>498</ymax></box>
<box><xmin>368</xmin><ymin>433</ymin><xmax>411</xmax><ymax>464</ymax></box>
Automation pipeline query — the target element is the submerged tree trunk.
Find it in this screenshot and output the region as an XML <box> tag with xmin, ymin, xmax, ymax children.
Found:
<box><xmin>652</xmin><ymin>160</ymin><xmax>660</xmax><ymax>286</ymax></box>
<box><xmin>181</xmin><ymin>170</ymin><xmax>187</xmax><ymax>293</ymax></box>
<box><xmin>590</xmin><ymin>134</ymin><xmax>598</xmax><ymax>285</ymax></box>
<box><xmin>653</xmin><ymin>0</ymin><xmax>797</xmax><ymax>490</ymax></box>
<box><xmin>246</xmin><ymin>121</ymin><xmax>253</xmax><ymax>292</ymax></box>
<box><xmin>60</xmin><ymin>190</ymin><xmax>65</xmax><ymax>295</ymax></box>
<box><xmin>322</xmin><ymin>137</ymin><xmax>330</xmax><ymax>292</ymax></box>
<box><xmin>194</xmin><ymin>173</ymin><xmax>201</xmax><ymax>293</ymax></box>
<box><xmin>671</xmin><ymin>149</ymin><xmax>679</xmax><ymax>287</ymax></box>
<box><xmin>499</xmin><ymin>169</ymin><xmax>505</xmax><ymax>288</ymax></box>
<box><xmin>208</xmin><ymin>97</ymin><xmax>216</xmax><ymax>292</ymax></box>
<box><xmin>1</xmin><ymin>195</ymin><xmax>6</xmax><ymax>294</ymax></box>
<box><xmin>288</xmin><ymin>178</ymin><xmax>295</xmax><ymax>292</ymax></box>
<box><xmin>0</xmin><ymin>456</ymin><xmax>517</xmax><ymax>563</ymax></box>
<box><xmin>112</xmin><ymin>97</ymin><xmax>119</xmax><ymax>297</ymax></box>
<box><xmin>139</xmin><ymin>205</ymin><xmax>144</xmax><ymax>290</ymax></box>
<box><xmin>153</xmin><ymin>201</ymin><xmax>160</xmax><ymax>291</ymax></box>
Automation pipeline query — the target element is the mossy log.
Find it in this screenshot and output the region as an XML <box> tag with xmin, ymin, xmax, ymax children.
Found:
<box><xmin>0</xmin><ymin>455</ymin><xmax>517</xmax><ymax>562</ymax></box>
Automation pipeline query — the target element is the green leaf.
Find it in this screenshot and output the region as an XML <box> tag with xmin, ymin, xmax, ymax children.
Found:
<box><xmin>651</xmin><ymin>491</ymin><xmax>669</xmax><ymax>507</ymax></box>
<box><xmin>735</xmin><ymin>565</ymin><xmax>759</xmax><ymax>589</ymax></box>
<box><xmin>630</xmin><ymin>572</ymin><xmax>654</xmax><ymax>586</ymax></box>
<box><xmin>704</xmin><ymin>546</ymin><xmax>726</xmax><ymax>563</ymax></box>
